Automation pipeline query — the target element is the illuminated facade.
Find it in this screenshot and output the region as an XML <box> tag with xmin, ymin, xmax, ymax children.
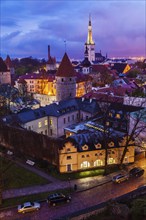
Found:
<box><xmin>16</xmin><ymin>53</ymin><xmax>92</xmax><ymax>105</ymax></box>
<box><xmin>59</xmin><ymin>133</ymin><xmax>135</xmax><ymax>173</ymax></box>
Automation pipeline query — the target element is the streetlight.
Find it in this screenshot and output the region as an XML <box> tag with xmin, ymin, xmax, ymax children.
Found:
<box><xmin>68</xmin><ymin>178</ymin><xmax>71</xmax><ymax>194</ymax></box>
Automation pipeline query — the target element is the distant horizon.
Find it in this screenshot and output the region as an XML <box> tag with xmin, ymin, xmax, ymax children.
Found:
<box><xmin>1</xmin><ymin>54</ymin><xmax>146</xmax><ymax>62</ymax></box>
<box><xmin>1</xmin><ymin>0</ymin><xmax>146</xmax><ymax>60</ymax></box>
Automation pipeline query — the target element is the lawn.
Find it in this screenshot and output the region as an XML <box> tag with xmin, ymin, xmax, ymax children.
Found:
<box><xmin>0</xmin><ymin>156</ymin><xmax>50</xmax><ymax>190</ymax></box>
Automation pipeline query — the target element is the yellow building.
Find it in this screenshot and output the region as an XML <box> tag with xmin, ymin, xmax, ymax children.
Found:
<box><xmin>59</xmin><ymin>132</ymin><xmax>135</xmax><ymax>173</ymax></box>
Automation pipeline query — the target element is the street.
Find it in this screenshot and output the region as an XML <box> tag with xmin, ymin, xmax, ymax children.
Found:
<box><xmin>0</xmin><ymin>169</ymin><xmax>146</xmax><ymax>220</ymax></box>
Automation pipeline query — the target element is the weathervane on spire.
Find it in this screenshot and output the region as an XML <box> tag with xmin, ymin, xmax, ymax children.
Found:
<box><xmin>64</xmin><ymin>40</ymin><xmax>67</xmax><ymax>52</ymax></box>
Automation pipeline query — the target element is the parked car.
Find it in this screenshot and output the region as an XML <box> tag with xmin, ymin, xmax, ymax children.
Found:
<box><xmin>129</xmin><ymin>167</ymin><xmax>144</xmax><ymax>177</ymax></box>
<box><xmin>112</xmin><ymin>173</ymin><xmax>129</xmax><ymax>183</ymax></box>
<box><xmin>47</xmin><ymin>193</ymin><xmax>71</xmax><ymax>206</ymax></box>
<box><xmin>18</xmin><ymin>202</ymin><xmax>40</xmax><ymax>213</ymax></box>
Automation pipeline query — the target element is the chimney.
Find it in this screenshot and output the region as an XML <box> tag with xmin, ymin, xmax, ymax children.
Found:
<box><xmin>48</xmin><ymin>45</ymin><xmax>50</xmax><ymax>60</ymax></box>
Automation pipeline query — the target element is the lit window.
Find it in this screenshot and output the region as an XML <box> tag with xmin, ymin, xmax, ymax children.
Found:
<box><xmin>44</xmin><ymin>120</ymin><xmax>48</xmax><ymax>125</ymax></box>
<box><xmin>109</xmin><ymin>112</ymin><xmax>112</xmax><ymax>117</ymax></box>
<box><xmin>81</xmin><ymin>161</ymin><xmax>90</xmax><ymax>168</ymax></box>
<box><xmin>38</xmin><ymin>122</ymin><xmax>42</xmax><ymax>128</ymax></box>
<box><xmin>124</xmin><ymin>156</ymin><xmax>129</xmax><ymax>163</ymax></box>
<box><xmin>116</xmin><ymin>114</ymin><xmax>121</xmax><ymax>119</ymax></box>
<box><xmin>108</xmin><ymin>158</ymin><xmax>115</xmax><ymax>164</ymax></box>
<box><xmin>94</xmin><ymin>159</ymin><xmax>103</xmax><ymax>166</ymax></box>
<box><xmin>50</xmin><ymin>119</ymin><xmax>52</xmax><ymax>125</ymax></box>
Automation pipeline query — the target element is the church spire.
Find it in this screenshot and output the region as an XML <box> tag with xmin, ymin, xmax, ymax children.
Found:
<box><xmin>87</xmin><ymin>14</ymin><xmax>94</xmax><ymax>45</ymax></box>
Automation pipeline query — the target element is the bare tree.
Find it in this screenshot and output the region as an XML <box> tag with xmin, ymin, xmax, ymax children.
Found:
<box><xmin>120</xmin><ymin>107</ymin><xmax>146</xmax><ymax>166</ymax></box>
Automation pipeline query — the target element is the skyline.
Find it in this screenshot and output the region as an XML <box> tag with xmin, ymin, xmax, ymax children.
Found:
<box><xmin>1</xmin><ymin>0</ymin><xmax>146</xmax><ymax>61</ymax></box>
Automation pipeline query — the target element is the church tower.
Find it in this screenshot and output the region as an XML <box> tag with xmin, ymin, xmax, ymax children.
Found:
<box><xmin>85</xmin><ymin>15</ymin><xmax>95</xmax><ymax>63</ymax></box>
<box><xmin>55</xmin><ymin>53</ymin><xmax>76</xmax><ymax>102</ymax></box>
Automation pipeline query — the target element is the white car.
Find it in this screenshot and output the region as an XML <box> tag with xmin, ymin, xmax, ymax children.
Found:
<box><xmin>18</xmin><ymin>202</ymin><xmax>40</xmax><ymax>213</ymax></box>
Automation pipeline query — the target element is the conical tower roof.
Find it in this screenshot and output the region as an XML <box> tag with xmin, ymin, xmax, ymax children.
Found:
<box><xmin>5</xmin><ymin>55</ymin><xmax>13</xmax><ymax>68</ymax></box>
<box><xmin>56</xmin><ymin>53</ymin><xmax>75</xmax><ymax>77</ymax></box>
<box><xmin>0</xmin><ymin>57</ymin><xmax>8</xmax><ymax>72</ymax></box>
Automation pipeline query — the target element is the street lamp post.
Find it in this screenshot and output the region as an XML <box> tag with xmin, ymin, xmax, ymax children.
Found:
<box><xmin>68</xmin><ymin>177</ymin><xmax>71</xmax><ymax>194</ymax></box>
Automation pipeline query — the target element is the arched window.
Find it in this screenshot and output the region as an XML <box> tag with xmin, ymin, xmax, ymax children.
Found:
<box><xmin>94</xmin><ymin>159</ymin><xmax>103</xmax><ymax>166</ymax></box>
<box><xmin>81</xmin><ymin>161</ymin><xmax>90</xmax><ymax>168</ymax></box>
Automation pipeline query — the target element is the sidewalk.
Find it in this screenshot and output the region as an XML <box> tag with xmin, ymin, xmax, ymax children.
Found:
<box><xmin>2</xmin><ymin>157</ymin><xmax>146</xmax><ymax>200</ymax></box>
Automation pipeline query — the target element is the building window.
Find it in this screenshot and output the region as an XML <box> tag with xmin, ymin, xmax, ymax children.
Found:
<box><xmin>64</xmin><ymin>118</ymin><xmax>66</xmax><ymax>124</ymax></box>
<box><xmin>50</xmin><ymin>119</ymin><xmax>52</xmax><ymax>125</ymax></box>
<box><xmin>86</xmin><ymin>115</ymin><xmax>88</xmax><ymax>120</ymax></box>
<box><xmin>45</xmin><ymin>130</ymin><xmax>47</xmax><ymax>135</ymax></box>
<box><xmin>116</xmin><ymin>113</ymin><xmax>121</xmax><ymax>119</ymax></box>
<box><xmin>95</xmin><ymin>153</ymin><xmax>98</xmax><ymax>156</ymax></box>
<box><xmin>81</xmin><ymin>161</ymin><xmax>90</xmax><ymax>168</ymax></box>
<box><xmin>28</xmin><ymin>126</ymin><xmax>31</xmax><ymax>130</ymax></box>
<box><xmin>50</xmin><ymin>129</ymin><xmax>52</xmax><ymax>136</ymax></box>
<box><xmin>124</xmin><ymin>156</ymin><xmax>129</xmax><ymax>163</ymax></box>
<box><xmin>94</xmin><ymin>159</ymin><xmax>103</xmax><ymax>166</ymax></box>
<box><xmin>67</xmin><ymin>148</ymin><xmax>70</xmax><ymax>152</ymax></box>
<box><xmin>44</xmin><ymin>120</ymin><xmax>48</xmax><ymax>125</ymax></box>
<box><xmin>67</xmin><ymin>164</ymin><xmax>72</xmax><ymax>172</ymax></box>
<box><xmin>82</xmin><ymin>155</ymin><xmax>85</xmax><ymax>158</ymax></box>
<box><xmin>67</xmin><ymin>156</ymin><xmax>72</xmax><ymax>160</ymax></box>
<box><xmin>108</xmin><ymin>158</ymin><xmax>115</xmax><ymax>164</ymax></box>
<box><xmin>38</xmin><ymin>122</ymin><xmax>42</xmax><ymax>128</ymax></box>
<box><xmin>68</xmin><ymin>116</ymin><xmax>70</xmax><ymax>122</ymax></box>
<box><xmin>106</xmin><ymin>121</ymin><xmax>110</xmax><ymax>126</ymax></box>
<box><xmin>72</xmin><ymin>115</ymin><xmax>74</xmax><ymax>121</ymax></box>
<box><xmin>70</xmin><ymin>78</ymin><xmax>72</xmax><ymax>81</ymax></box>
<box><xmin>86</xmin><ymin>154</ymin><xmax>89</xmax><ymax>157</ymax></box>
<box><xmin>62</xmin><ymin>78</ymin><xmax>64</xmax><ymax>82</ymax></box>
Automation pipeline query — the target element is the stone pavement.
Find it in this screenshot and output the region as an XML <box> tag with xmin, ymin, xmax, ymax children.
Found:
<box><xmin>2</xmin><ymin>157</ymin><xmax>146</xmax><ymax>200</ymax></box>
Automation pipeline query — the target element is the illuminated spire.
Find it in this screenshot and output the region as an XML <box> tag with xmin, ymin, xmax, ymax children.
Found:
<box><xmin>87</xmin><ymin>14</ymin><xmax>94</xmax><ymax>45</ymax></box>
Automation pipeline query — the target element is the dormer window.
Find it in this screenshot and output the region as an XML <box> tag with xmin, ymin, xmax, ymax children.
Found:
<box><xmin>108</xmin><ymin>141</ymin><xmax>114</xmax><ymax>147</ymax></box>
<box><xmin>82</xmin><ymin>144</ymin><xmax>88</xmax><ymax>151</ymax></box>
<box><xmin>95</xmin><ymin>143</ymin><xmax>102</xmax><ymax>149</ymax></box>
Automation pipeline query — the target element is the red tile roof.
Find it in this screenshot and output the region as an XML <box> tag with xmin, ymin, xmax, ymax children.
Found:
<box><xmin>56</xmin><ymin>53</ymin><xmax>76</xmax><ymax>77</ymax></box>
<box><xmin>92</xmin><ymin>64</ymin><xmax>109</xmax><ymax>73</ymax></box>
<box><xmin>83</xmin><ymin>91</ymin><xmax>124</xmax><ymax>103</ymax></box>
